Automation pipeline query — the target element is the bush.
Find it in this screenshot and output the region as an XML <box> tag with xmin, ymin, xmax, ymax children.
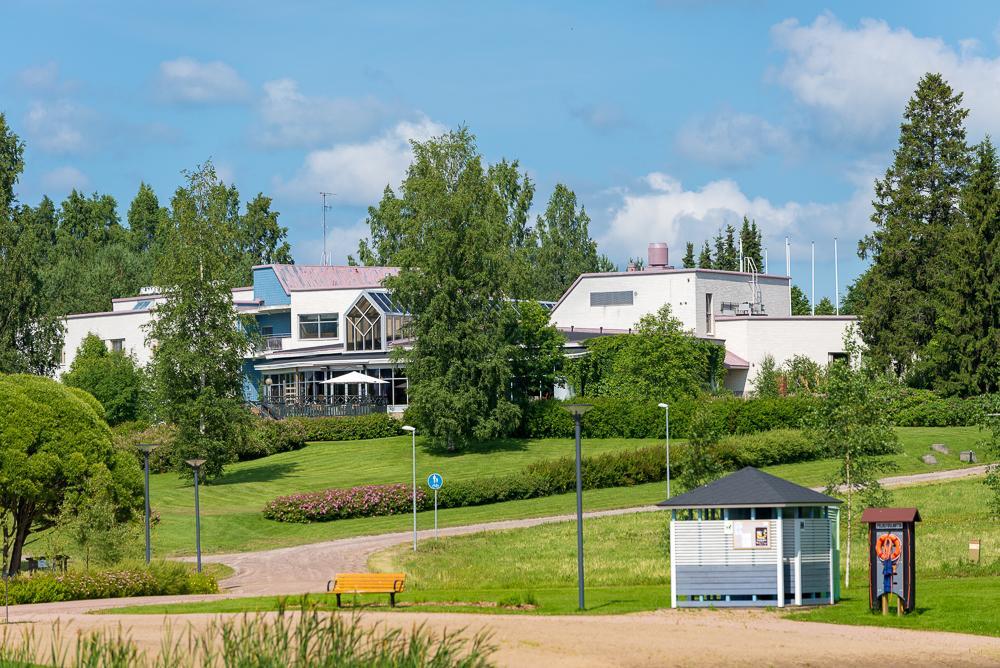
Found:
<box><xmin>266</xmin><ymin>430</ymin><xmax>835</xmax><ymax>523</ymax></box>
<box><xmin>519</xmin><ymin>396</ymin><xmax>818</xmax><ymax>440</ymax></box>
<box><xmin>4</xmin><ymin>561</ymin><xmax>217</xmax><ymax>604</ymax></box>
<box><xmin>263</xmin><ymin>483</ymin><xmax>424</xmax><ymax>523</ymax></box>
<box><xmin>287</xmin><ymin>414</ymin><xmax>402</xmax><ymax>442</ymax></box>
<box><xmin>237</xmin><ymin>418</ymin><xmax>308</xmax><ymax>461</ymax></box>
<box><xmin>888</xmin><ymin>388</ymin><xmax>982</xmax><ymax>427</ymax></box>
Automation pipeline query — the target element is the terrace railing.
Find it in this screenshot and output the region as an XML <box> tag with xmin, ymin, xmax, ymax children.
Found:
<box><xmin>252</xmin><ymin>395</ymin><xmax>390</xmax><ymax>419</ymax></box>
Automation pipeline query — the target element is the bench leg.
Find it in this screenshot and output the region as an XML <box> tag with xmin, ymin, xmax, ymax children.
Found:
<box><xmin>336</xmin><ymin>593</ymin><xmax>341</xmax><ymax>608</ymax></box>
<box><xmin>390</xmin><ymin>592</ymin><xmax>396</xmax><ymax>608</ymax></box>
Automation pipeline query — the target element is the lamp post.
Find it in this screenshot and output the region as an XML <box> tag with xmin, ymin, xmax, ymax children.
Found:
<box><xmin>657</xmin><ymin>403</ymin><xmax>671</xmax><ymax>499</ymax></box>
<box><xmin>564</xmin><ymin>403</ymin><xmax>592</xmax><ymax>611</ymax></box>
<box><xmin>186</xmin><ymin>459</ymin><xmax>207</xmax><ymax>573</ymax></box>
<box><xmin>137</xmin><ymin>443</ymin><xmax>159</xmax><ymax>564</ymax></box>
<box><xmin>402</xmin><ymin>425</ymin><xmax>417</xmax><ymax>551</ymax></box>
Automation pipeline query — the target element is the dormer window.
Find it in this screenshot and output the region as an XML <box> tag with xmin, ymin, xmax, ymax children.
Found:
<box><xmin>346</xmin><ymin>296</ymin><xmax>382</xmax><ymax>351</ymax></box>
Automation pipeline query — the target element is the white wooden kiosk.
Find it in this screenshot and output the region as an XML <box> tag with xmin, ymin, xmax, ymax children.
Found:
<box><xmin>659</xmin><ymin>467</ymin><xmax>842</xmax><ymax>608</ymax></box>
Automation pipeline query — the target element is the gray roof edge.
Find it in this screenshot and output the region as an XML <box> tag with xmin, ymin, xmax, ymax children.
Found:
<box><xmin>655</xmin><ymin>466</ymin><xmax>843</xmax><ymax>508</ymax></box>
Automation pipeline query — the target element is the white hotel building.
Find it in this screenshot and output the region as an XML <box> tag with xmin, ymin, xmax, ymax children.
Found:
<box><xmin>58</xmin><ymin>243</ymin><xmax>856</xmax><ymax>414</ymax></box>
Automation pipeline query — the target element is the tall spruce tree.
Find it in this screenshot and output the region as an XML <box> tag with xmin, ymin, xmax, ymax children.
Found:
<box><xmin>682</xmin><ymin>242</ymin><xmax>695</xmax><ymax>268</ymax></box>
<box><xmin>739</xmin><ymin>216</ymin><xmax>763</xmax><ymax>270</ymax></box>
<box><xmin>927</xmin><ymin>138</ymin><xmax>1000</xmax><ymax>395</ymax></box>
<box><xmin>697</xmin><ymin>241</ymin><xmax>712</xmax><ymax>268</ymax></box>
<box><xmin>856</xmin><ymin>73</ymin><xmax>970</xmax><ymax>383</ymax></box>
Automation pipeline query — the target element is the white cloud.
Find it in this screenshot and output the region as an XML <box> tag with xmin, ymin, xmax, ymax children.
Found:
<box><xmin>598</xmin><ymin>172</ymin><xmax>875</xmax><ymax>263</ymax></box>
<box><xmin>257</xmin><ymin>78</ymin><xmax>387</xmax><ymax>148</ymax></box>
<box><xmin>155</xmin><ymin>57</ymin><xmax>249</xmax><ymax>104</ymax></box>
<box><xmin>16</xmin><ymin>62</ymin><xmax>77</xmax><ymax>94</ymax></box>
<box><xmin>278</xmin><ymin>116</ymin><xmax>447</xmax><ymax>205</ymax></box>
<box><xmin>771</xmin><ymin>14</ymin><xmax>1000</xmax><ymax>140</ymax></box>
<box><xmin>24</xmin><ymin>101</ymin><xmax>95</xmax><ymax>153</ymax></box>
<box><xmin>41</xmin><ymin>165</ymin><xmax>89</xmax><ymax>192</ymax></box>
<box><xmin>676</xmin><ymin>111</ymin><xmax>795</xmax><ymax>167</ymax></box>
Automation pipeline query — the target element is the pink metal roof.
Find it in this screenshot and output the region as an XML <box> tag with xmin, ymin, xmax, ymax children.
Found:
<box><xmin>723</xmin><ymin>350</ymin><xmax>750</xmax><ymax>369</ymax></box>
<box><xmin>261</xmin><ymin>264</ymin><xmax>399</xmax><ymax>292</ymax></box>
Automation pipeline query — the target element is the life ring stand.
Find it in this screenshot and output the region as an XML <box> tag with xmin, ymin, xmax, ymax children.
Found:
<box><xmin>876</xmin><ymin>533</ymin><xmax>901</xmax><ymax>561</ymax></box>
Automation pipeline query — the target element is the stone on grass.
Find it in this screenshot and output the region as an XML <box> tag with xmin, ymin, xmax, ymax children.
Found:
<box><xmin>931</xmin><ymin>443</ymin><xmax>949</xmax><ymax>455</ymax></box>
<box><xmin>921</xmin><ymin>454</ymin><xmax>937</xmax><ymax>465</ymax></box>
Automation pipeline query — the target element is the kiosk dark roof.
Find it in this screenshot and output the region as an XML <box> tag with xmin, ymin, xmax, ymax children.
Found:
<box><xmin>656</xmin><ymin>466</ymin><xmax>842</xmax><ymax>509</ymax></box>
<box><xmin>860</xmin><ymin>507</ymin><xmax>921</xmax><ymax>523</ymax></box>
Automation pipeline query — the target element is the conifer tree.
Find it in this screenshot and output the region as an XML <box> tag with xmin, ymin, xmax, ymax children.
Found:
<box><xmin>855</xmin><ymin>73</ymin><xmax>970</xmax><ymax>382</ymax></box>
<box><xmin>697</xmin><ymin>241</ymin><xmax>712</xmax><ymax>268</ymax></box>
<box><xmin>682</xmin><ymin>241</ymin><xmax>695</xmax><ymax>268</ymax></box>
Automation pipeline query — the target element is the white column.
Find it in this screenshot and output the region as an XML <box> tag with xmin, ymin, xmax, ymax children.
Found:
<box><xmin>828</xmin><ymin>510</ymin><xmax>836</xmax><ymax>604</ymax></box>
<box><xmin>794</xmin><ymin>510</ymin><xmax>802</xmax><ymax>606</ymax></box>
<box><xmin>670</xmin><ymin>511</ymin><xmax>677</xmax><ymax>609</ymax></box>
<box><xmin>775</xmin><ymin>508</ymin><xmax>784</xmax><ymax>608</ymax></box>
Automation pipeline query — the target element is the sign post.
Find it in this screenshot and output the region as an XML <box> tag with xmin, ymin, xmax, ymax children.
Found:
<box><xmin>427</xmin><ymin>473</ymin><xmax>443</xmax><ymax>539</ymax></box>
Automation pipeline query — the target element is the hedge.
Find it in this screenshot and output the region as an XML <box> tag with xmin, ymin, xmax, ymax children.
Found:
<box><xmin>4</xmin><ymin>562</ymin><xmax>218</xmax><ymax>604</ymax></box>
<box><xmin>286</xmin><ymin>413</ymin><xmax>402</xmax><ymax>442</ymax></box>
<box><xmin>264</xmin><ymin>429</ymin><xmax>851</xmax><ymax>523</ymax></box>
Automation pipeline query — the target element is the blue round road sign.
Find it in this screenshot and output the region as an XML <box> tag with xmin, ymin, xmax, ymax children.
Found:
<box><xmin>427</xmin><ymin>473</ymin><xmax>443</xmax><ymax>490</ymax></box>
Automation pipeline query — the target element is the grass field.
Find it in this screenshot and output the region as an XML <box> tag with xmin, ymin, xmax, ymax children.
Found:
<box><xmin>116</xmin><ymin>475</ymin><xmax>1000</xmax><ymax>633</ymax></box>
<box><xmin>145</xmin><ymin>426</ymin><xmax>990</xmax><ymax>556</ymax></box>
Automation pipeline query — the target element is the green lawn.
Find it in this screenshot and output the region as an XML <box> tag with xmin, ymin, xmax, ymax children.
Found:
<box><xmin>117</xmin><ymin>475</ymin><xmax>999</xmax><ymax>634</ymax></box>
<box><xmin>147</xmin><ymin>427</ymin><xmax>990</xmax><ymax>557</ymax></box>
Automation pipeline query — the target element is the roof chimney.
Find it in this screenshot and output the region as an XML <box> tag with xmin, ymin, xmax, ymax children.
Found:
<box><xmin>648</xmin><ymin>242</ymin><xmax>669</xmax><ymax>269</ymax></box>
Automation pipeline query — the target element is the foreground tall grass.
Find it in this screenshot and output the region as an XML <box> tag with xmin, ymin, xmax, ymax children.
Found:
<box><xmin>0</xmin><ymin>600</ymin><xmax>494</xmax><ymax>667</ymax></box>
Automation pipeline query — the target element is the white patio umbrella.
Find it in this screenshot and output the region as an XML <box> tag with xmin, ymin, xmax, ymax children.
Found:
<box><xmin>319</xmin><ymin>371</ymin><xmax>387</xmax><ymax>384</ymax></box>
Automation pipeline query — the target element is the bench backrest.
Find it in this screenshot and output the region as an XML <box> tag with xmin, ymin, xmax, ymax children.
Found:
<box><xmin>333</xmin><ymin>573</ymin><xmax>406</xmax><ymax>593</ymax></box>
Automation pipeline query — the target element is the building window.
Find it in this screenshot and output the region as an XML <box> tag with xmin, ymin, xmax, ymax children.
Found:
<box><xmin>106</xmin><ymin>338</ymin><xmax>125</xmax><ymax>353</ymax></box>
<box><xmin>346</xmin><ymin>296</ymin><xmax>382</xmax><ymax>351</ymax></box>
<box><xmin>299</xmin><ymin>313</ymin><xmax>339</xmax><ymax>340</ymax></box>
<box><xmin>705</xmin><ymin>293</ymin><xmax>714</xmax><ymax>335</ymax></box>
<box><xmin>385</xmin><ymin>314</ymin><xmax>411</xmax><ymax>344</ymax></box>
<box><xmin>260</xmin><ymin>325</ymin><xmax>274</xmax><ymax>337</ymax></box>
<box><xmin>590</xmin><ymin>290</ymin><xmax>633</xmax><ymax>307</ymax></box>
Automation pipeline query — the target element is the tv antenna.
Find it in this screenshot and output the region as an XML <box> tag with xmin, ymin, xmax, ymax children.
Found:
<box><xmin>320</xmin><ymin>192</ymin><xmax>334</xmax><ymax>265</ymax></box>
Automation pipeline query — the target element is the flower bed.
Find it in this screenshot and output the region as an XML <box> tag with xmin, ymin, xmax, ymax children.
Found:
<box><xmin>263</xmin><ymin>483</ymin><xmax>425</xmax><ymax>523</ymax></box>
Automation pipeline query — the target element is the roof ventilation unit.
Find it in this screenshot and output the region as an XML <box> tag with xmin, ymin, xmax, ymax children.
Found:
<box><xmin>647</xmin><ymin>242</ymin><xmax>669</xmax><ymax>269</ymax></box>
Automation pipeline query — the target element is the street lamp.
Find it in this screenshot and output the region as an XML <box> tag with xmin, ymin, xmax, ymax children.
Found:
<box><xmin>657</xmin><ymin>403</ymin><xmax>671</xmax><ymax>499</ymax></box>
<box><xmin>402</xmin><ymin>425</ymin><xmax>417</xmax><ymax>551</ymax></box>
<box><xmin>185</xmin><ymin>459</ymin><xmax>207</xmax><ymax>573</ymax></box>
<box><xmin>136</xmin><ymin>443</ymin><xmax>159</xmax><ymax>564</ymax></box>
<box><xmin>564</xmin><ymin>403</ymin><xmax>592</xmax><ymax>611</ymax></box>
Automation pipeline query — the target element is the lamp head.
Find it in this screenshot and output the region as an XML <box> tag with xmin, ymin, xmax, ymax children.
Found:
<box><xmin>136</xmin><ymin>443</ymin><xmax>159</xmax><ymax>454</ymax></box>
<box><xmin>401</xmin><ymin>425</ymin><xmax>416</xmax><ymax>433</ymax></box>
<box><xmin>564</xmin><ymin>403</ymin><xmax>593</xmax><ymax>417</ymax></box>
<box><xmin>185</xmin><ymin>458</ymin><xmax>207</xmax><ymax>470</ymax></box>
<box><xmin>657</xmin><ymin>403</ymin><xmax>669</xmax><ymax>409</ymax></box>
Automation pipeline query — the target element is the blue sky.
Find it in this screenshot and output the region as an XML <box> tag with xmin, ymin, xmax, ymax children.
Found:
<box><xmin>5</xmin><ymin>1</ymin><xmax>1000</xmax><ymax>302</ymax></box>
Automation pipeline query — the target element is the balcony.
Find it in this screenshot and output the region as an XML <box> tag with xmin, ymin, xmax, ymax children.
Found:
<box><xmin>262</xmin><ymin>335</ymin><xmax>289</xmax><ymax>352</ymax></box>
<box><xmin>253</xmin><ymin>395</ymin><xmax>389</xmax><ymax>419</ymax></box>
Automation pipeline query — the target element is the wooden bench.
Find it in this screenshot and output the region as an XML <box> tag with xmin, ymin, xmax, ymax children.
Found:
<box><xmin>327</xmin><ymin>572</ymin><xmax>406</xmax><ymax>608</ymax></box>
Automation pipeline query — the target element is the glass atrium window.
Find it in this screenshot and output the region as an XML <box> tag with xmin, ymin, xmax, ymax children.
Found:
<box><xmin>346</xmin><ymin>296</ymin><xmax>382</xmax><ymax>351</ymax></box>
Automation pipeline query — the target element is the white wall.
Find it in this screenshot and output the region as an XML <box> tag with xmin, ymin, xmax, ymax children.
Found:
<box><xmin>287</xmin><ymin>288</ymin><xmax>367</xmax><ymax>349</ymax></box>
<box><xmin>58</xmin><ymin>310</ymin><xmax>156</xmax><ymax>377</ymax></box>
<box><xmin>716</xmin><ymin>316</ymin><xmax>859</xmax><ymax>395</ymax></box>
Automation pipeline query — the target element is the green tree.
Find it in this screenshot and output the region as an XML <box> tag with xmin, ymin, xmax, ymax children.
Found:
<box><xmin>383</xmin><ymin>128</ymin><xmax>521</xmax><ymax>449</ymax></box>
<box><xmin>983</xmin><ymin>399</ymin><xmax>1000</xmax><ymax>517</ymax></box>
<box><xmin>570</xmin><ymin>305</ymin><xmax>725</xmax><ymax>400</ymax></box>
<box><xmin>677</xmin><ymin>403</ymin><xmax>723</xmax><ymax>492</ymax></box>
<box><xmin>807</xmin><ymin>336</ymin><xmax>899</xmax><ymax>587</ymax></box>
<box><xmin>0</xmin><ymin>114</ymin><xmax>63</xmax><ymax>375</ymax></box>
<box><xmin>127</xmin><ymin>182</ymin><xmax>164</xmax><ymax>255</ymax></box>
<box><xmin>232</xmin><ymin>193</ymin><xmax>293</xmax><ymax>285</ymax></box>
<box><xmin>62</xmin><ymin>334</ymin><xmax>148</xmax><ymax>425</ymax></box>
<box><xmin>697</xmin><ymin>241</ymin><xmax>712</xmax><ymax>268</ymax></box>
<box><xmin>925</xmin><ymin>138</ymin><xmax>1000</xmax><ymax>396</ymax></box>
<box><xmin>682</xmin><ymin>242</ymin><xmax>695</xmax><ymax>268</ymax></box>
<box><xmin>531</xmin><ymin>184</ymin><xmax>607</xmax><ymax>300</ymax></box>
<box><xmin>57</xmin><ymin>472</ymin><xmax>141</xmax><ymax>569</ymax></box>
<box><xmin>508</xmin><ymin>301</ymin><xmax>566</xmax><ymax>402</ymax></box>
<box><xmin>783</xmin><ymin>354</ymin><xmax>826</xmax><ymax>395</ymax></box>
<box><xmin>856</xmin><ymin>73</ymin><xmax>971</xmax><ymax>384</ymax></box>
<box><xmin>790</xmin><ymin>284</ymin><xmax>811</xmax><ymax>315</ymax></box>
<box><xmin>712</xmin><ymin>225</ymin><xmax>738</xmax><ymax>270</ymax></box>
<box><xmin>753</xmin><ymin>354</ymin><xmax>780</xmax><ymax>398</ymax></box>
<box><xmin>739</xmin><ymin>216</ymin><xmax>763</xmax><ymax>270</ymax></box>
<box><xmin>147</xmin><ymin>161</ymin><xmax>255</xmax><ymax>478</ymax></box>
<box><xmin>0</xmin><ymin>373</ymin><xmax>142</xmax><ymax>574</ymax></box>
<box><xmin>814</xmin><ymin>296</ymin><xmax>836</xmax><ymax>315</ymax></box>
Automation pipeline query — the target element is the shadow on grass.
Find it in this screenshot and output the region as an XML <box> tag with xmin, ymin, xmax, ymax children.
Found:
<box><xmin>213</xmin><ymin>461</ymin><xmax>301</xmax><ymax>486</ymax></box>
<box><xmin>424</xmin><ymin>438</ymin><xmax>532</xmax><ymax>457</ymax></box>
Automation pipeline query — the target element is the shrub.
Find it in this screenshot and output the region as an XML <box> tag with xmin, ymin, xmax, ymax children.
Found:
<box><xmin>237</xmin><ymin>418</ymin><xmax>308</xmax><ymax>461</ymax></box>
<box><xmin>287</xmin><ymin>413</ymin><xmax>402</xmax><ymax>442</ymax></box>
<box><xmin>888</xmin><ymin>388</ymin><xmax>981</xmax><ymax>427</ymax></box>
<box><xmin>266</xmin><ymin>429</ymin><xmax>834</xmax><ymax>522</ymax></box>
<box><xmin>519</xmin><ymin>396</ymin><xmax>817</xmax><ymax>440</ymax></box>
<box><xmin>263</xmin><ymin>483</ymin><xmax>424</xmax><ymax>523</ymax></box>
<box><xmin>4</xmin><ymin>561</ymin><xmax>217</xmax><ymax>605</ymax></box>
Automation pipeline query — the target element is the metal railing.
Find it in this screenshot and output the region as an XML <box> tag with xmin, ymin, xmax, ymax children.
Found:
<box><xmin>252</xmin><ymin>395</ymin><xmax>392</xmax><ymax>419</ymax></box>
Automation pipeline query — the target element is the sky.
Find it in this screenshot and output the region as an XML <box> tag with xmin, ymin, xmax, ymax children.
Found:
<box><xmin>5</xmin><ymin>1</ymin><xmax>1000</xmax><ymax>303</ymax></box>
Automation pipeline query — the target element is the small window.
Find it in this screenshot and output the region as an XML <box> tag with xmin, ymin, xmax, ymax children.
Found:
<box><xmin>260</xmin><ymin>325</ymin><xmax>274</xmax><ymax>337</ymax></box>
<box><xmin>107</xmin><ymin>339</ymin><xmax>125</xmax><ymax>353</ymax></box>
<box><xmin>590</xmin><ymin>290</ymin><xmax>633</xmax><ymax>307</ymax></box>
<box><xmin>299</xmin><ymin>313</ymin><xmax>339</xmax><ymax>340</ymax></box>
<box><xmin>705</xmin><ymin>293</ymin><xmax>714</xmax><ymax>335</ymax></box>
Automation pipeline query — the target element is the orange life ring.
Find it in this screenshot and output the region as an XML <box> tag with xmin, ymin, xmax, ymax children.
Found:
<box><xmin>876</xmin><ymin>533</ymin><xmax>901</xmax><ymax>561</ymax></box>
